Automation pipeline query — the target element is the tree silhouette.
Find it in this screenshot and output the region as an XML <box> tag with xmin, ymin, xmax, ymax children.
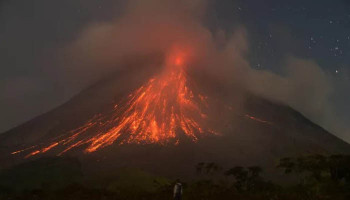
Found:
<box><xmin>195</xmin><ymin>162</ymin><xmax>222</xmax><ymax>176</ymax></box>
<box><xmin>195</xmin><ymin>162</ymin><xmax>205</xmax><ymax>175</ymax></box>
<box><xmin>225</xmin><ymin>166</ymin><xmax>248</xmax><ymax>191</ymax></box>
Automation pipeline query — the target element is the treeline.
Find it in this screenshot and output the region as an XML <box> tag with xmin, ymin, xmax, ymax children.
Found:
<box><xmin>185</xmin><ymin>154</ymin><xmax>350</xmax><ymax>200</ymax></box>
<box><xmin>1</xmin><ymin>154</ymin><xmax>350</xmax><ymax>200</ymax></box>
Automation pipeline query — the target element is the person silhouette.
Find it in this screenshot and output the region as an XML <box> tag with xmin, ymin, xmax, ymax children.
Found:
<box><xmin>173</xmin><ymin>179</ymin><xmax>183</xmax><ymax>200</ymax></box>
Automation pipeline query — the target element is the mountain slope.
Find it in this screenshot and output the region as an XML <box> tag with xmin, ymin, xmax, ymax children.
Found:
<box><xmin>1</xmin><ymin>61</ymin><xmax>349</xmax><ymax>178</ymax></box>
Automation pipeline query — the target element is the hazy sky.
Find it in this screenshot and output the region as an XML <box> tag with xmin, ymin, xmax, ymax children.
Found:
<box><xmin>1</xmin><ymin>0</ymin><xmax>349</xmax><ymax>141</ymax></box>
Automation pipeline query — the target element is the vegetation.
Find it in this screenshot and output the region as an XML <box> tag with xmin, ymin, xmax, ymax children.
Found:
<box><xmin>1</xmin><ymin>154</ymin><xmax>350</xmax><ymax>199</ymax></box>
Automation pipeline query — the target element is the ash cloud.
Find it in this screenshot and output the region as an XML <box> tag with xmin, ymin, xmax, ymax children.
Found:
<box><xmin>1</xmin><ymin>0</ymin><xmax>349</xmax><ymax>142</ymax></box>
<box><xmin>66</xmin><ymin>0</ymin><xmax>349</xmax><ymax>142</ymax></box>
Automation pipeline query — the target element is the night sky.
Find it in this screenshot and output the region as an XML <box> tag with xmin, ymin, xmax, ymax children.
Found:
<box><xmin>1</xmin><ymin>0</ymin><xmax>349</xmax><ymax>141</ymax></box>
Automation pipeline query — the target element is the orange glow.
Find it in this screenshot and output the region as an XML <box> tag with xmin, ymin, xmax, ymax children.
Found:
<box><xmin>175</xmin><ymin>56</ymin><xmax>183</xmax><ymax>66</ymax></box>
<box><xmin>25</xmin><ymin>150</ymin><xmax>40</xmax><ymax>158</ymax></box>
<box><xmin>11</xmin><ymin>145</ymin><xmax>37</xmax><ymax>155</ymax></box>
<box><xmin>166</xmin><ymin>45</ymin><xmax>192</xmax><ymax>67</ymax></box>
<box><xmin>15</xmin><ymin>55</ymin><xmax>217</xmax><ymax>158</ymax></box>
<box><xmin>245</xmin><ymin>114</ymin><xmax>273</xmax><ymax>125</ymax></box>
<box><xmin>42</xmin><ymin>142</ymin><xmax>59</xmax><ymax>153</ymax></box>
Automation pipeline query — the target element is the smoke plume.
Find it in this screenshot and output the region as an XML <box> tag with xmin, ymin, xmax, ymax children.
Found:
<box><xmin>1</xmin><ymin>0</ymin><xmax>349</xmax><ymax>142</ymax></box>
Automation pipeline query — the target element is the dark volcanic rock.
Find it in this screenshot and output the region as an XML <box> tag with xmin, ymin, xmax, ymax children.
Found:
<box><xmin>1</xmin><ymin>61</ymin><xmax>349</xmax><ymax>179</ymax></box>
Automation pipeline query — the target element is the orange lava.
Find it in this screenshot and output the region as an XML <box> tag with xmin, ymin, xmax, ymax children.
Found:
<box><xmin>175</xmin><ymin>57</ymin><xmax>184</xmax><ymax>66</ymax></box>
<box><xmin>245</xmin><ymin>114</ymin><xmax>273</xmax><ymax>125</ymax></box>
<box><xmin>14</xmin><ymin>55</ymin><xmax>216</xmax><ymax>158</ymax></box>
<box><xmin>11</xmin><ymin>145</ymin><xmax>37</xmax><ymax>155</ymax></box>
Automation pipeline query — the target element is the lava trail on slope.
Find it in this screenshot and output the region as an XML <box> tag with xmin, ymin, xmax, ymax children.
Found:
<box><xmin>13</xmin><ymin>55</ymin><xmax>219</xmax><ymax>158</ymax></box>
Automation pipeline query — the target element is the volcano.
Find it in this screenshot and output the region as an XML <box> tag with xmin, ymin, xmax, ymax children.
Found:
<box><xmin>1</xmin><ymin>55</ymin><xmax>349</xmax><ymax>178</ymax></box>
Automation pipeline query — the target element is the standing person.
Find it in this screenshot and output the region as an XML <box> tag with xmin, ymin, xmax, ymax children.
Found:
<box><xmin>173</xmin><ymin>179</ymin><xmax>183</xmax><ymax>200</ymax></box>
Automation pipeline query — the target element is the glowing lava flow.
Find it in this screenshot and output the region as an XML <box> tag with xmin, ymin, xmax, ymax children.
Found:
<box><xmin>14</xmin><ymin>56</ymin><xmax>216</xmax><ymax>158</ymax></box>
<box><xmin>244</xmin><ymin>114</ymin><xmax>273</xmax><ymax>125</ymax></box>
<box><xmin>84</xmin><ymin>64</ymin><xmax>209</xmax><ymax>152</ymax></box>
